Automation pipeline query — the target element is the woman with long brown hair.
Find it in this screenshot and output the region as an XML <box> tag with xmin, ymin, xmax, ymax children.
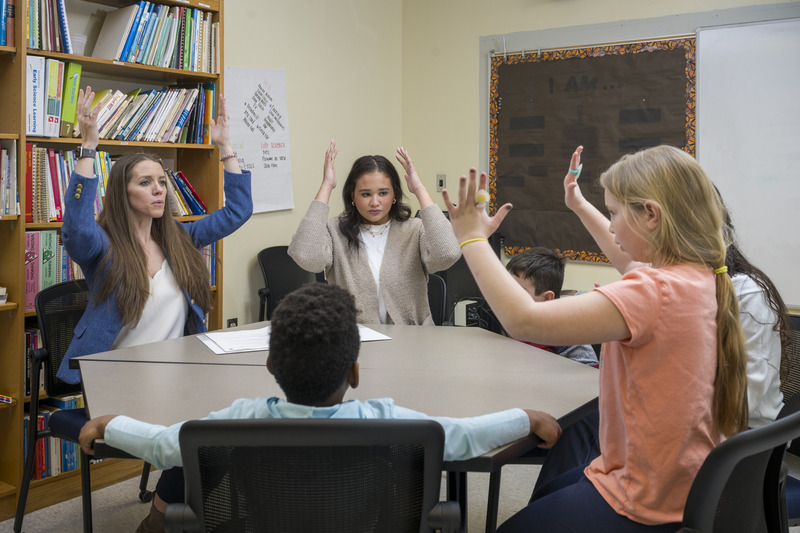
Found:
<box><xmin>57</xmin><ymin>86</ymin><xmax>253</xmax><ymax>384</ymax></box>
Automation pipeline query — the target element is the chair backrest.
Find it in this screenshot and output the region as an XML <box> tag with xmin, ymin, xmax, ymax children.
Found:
<box><xmin>681</xmin><ymin>409</ymin><xmax>800</xmax><ymax>533</ymax></box>
<box><xmin>258</xmin><ymin>246</ymin><xmax>321</xmax><ymax>320</ymax></box>
<box><xmin>34</xmin><ymin>279</ymin><xmax>90</xmax><ymax>397</ymax></box>
<box><xmin>780</xmin><ymin>315</ymin><xmax>800</xmax><ymax>401</ymax></box>
<box><xmin>427</xmin><ymin>274</ymin><xmax>446</xmax><ymax>326</ymax></box>
<box><xmin>174</xmin><ymin>418</ymin><xmax>449</xmax><ymax>533</ymax></box>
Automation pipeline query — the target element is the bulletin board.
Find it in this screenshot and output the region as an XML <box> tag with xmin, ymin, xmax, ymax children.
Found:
<box><xmin>488</xmin><ymin>38</ymin><xmax>696</xmax><ymax>260</ymax></box>
<box><xmin>225</xmin><ymin>66</ymin><xmax>294</xmax><ymax>214</ymax></box>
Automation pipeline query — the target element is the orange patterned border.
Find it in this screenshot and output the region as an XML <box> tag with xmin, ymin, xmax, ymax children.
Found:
<box><xmin>489</xmin><ymin>38</ymin><xmax>696</xmax><ymax>261</ymax></box>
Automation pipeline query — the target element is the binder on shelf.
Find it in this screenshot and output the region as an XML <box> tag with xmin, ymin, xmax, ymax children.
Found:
<box><xmin>91</xmin><ymin>3</ymin><xmax>139</xmax><ymax>61</ymax></box>
<box><xmin>59</xmin><ymin>62</ymin><xmax>81</xmax><ymax>137</ymax></box>
<box><xmin>0</xmin><ymin>0</ymin><xmax>7</xmax><ymax>47</ymax></box>
<box><xmin>44</xmin><ymin>58</ymin><xmax>64</xmax><ymax>137</ymax></box>
<box><xmin>4</xmin><ymin>0</ymin><xmax>15</xmax><ymax>48</ymax></box>
<box><xmin>26</xmin><ymin>55</ymin><xmax>46</xmax><ymax>136</ymax></box>
<box><xmin>118</xmin><ymin>0</ymin><xmax>146</xmax><ymax>63</ymax></box>
<box><xmin>54</xmin><ymin>0</ymin><xmax>71</xmax><ymax>54</ymax></box>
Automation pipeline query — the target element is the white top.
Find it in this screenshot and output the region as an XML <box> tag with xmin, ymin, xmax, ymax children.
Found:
<box><xmin>111</xmin><ymin>259</ymin><xmax>188</xmax><ymax>350</ymax></box>
<box><xmin>104</xmin><ymin>396</ymin><xmax>530</xmax><ymax>469</ymax></box>
<box><xmin>732</xmin><ymin>273</ymin><xmax>784</xmax><ymax>427</ymax></box>
<box><xmin>359</xmin><ymin>222</ymin><xmax>391</xmax><ymax>324</ymax></box>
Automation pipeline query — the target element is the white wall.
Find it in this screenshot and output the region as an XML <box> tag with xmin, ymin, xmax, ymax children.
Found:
<box><xmin>222</xmin><ymin>1</ymin><xmax>403</xmax><ymax>325</ymax></box>
<box><xmin>222</xmin><ymin>0</ymin><xmax>797</xmax><ymax>325</ymax></box>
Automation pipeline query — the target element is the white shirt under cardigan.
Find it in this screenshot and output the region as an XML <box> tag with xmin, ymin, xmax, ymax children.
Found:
<box><xmin>732</xmin><ymin>274</ymin><xmax>784</xmax><ymax>427</ymax></box>
<box><xmin>104</xmin><ymin>397</ymin><xmax>530</xmax><ymax>470</ymax></box>
<box><xmin>359</xmin><ymin>223</ymin><xmax>391</xmax><ymax>324</ymax></box>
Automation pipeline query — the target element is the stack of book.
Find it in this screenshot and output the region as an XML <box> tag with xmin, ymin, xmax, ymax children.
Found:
<box><xmin>93</xmin><ymin>2</ymin><xmax>219</xmax><ymax>73</ymax></box>
<box><xmin>0</xmin><ymin>139</ymin><xmax>19</xmax><ymax>216</ymax></box>
<box><xmin>72</xmin><ymin>83</ymin><xmax>214</xmax><ymax>144</ymax></box>
<box><xmin>27</xmin><ymin>0</ymin><xmax>73</xmax><ymax>53</ymax></box>
<box><xmin>25</xmin><ymin>57</ymin><xmax>82</xmax><ymax>138</ymax></box>
<box><xmin>0</xmin><ymin>0</ymin><xmax>16</xmax><ymax>47</ymax></box>
<box><xmin>24</xmin><ymin>229</ymin><xmax>81</xmax><ymax>311</ymax></box>
<box><xmin>23</xmin><ymin>394</ymin><xmax>84</xmax><ymax>480</ymax></box>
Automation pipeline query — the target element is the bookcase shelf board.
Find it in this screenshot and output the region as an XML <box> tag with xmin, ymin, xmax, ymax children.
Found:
<box><xmin>26</xmin><ymin>49</ymin><xmax>219</xmax><ymax>83</ymax></box>
<box><xmin>0</xmin><ymin>214</ymin><xmax>19</xmax><ymax>221</ymax></box>
<box><xmin>91</xmin><ymin>0</ymin><xmax>220</xmax><ymax>11</ymax></box>
<box><xmin>0</xmin><ymin>302</ymin><xmax>18</xmax><ymax>311</ymax></box>
<box><xmin>0</xmin><ymin>133</ymin><xmax>18</xmax><ymax>139</ymax></box>
<box><xmin>23</xmin><ymin>137</ymin><xmax>214</xmax><ymax>149</ymax></box>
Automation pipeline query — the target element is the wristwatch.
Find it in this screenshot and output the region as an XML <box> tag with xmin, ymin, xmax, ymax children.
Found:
<box><xmin>76</xmin><ymin>146</ymin><xmax>97</xmax><ymax>160</ymax></box>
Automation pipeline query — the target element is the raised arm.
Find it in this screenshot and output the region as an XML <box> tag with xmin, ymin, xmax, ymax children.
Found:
<box><xmin>210</xmin><ymin>94</ymin><xmax>242</xmax><ymax>174</ymax></box>
<box><xmin>442</xmin><ymin>168</ymin><xmax>630</xmax><ymax>346</ymax></box>
<box><xmin>314</xmin><ymin>140</ymin><xmax>338</xmax><ymax>204</ymax></box>
<box><xmin>396</xmin><ymin>146</ymin><xmax>434</xmax><ymax>209</ymax></box>
<box><xmin>565</xmin><ymin>146</ymin><xmax>643</xmax><ymax>274</ymax></box>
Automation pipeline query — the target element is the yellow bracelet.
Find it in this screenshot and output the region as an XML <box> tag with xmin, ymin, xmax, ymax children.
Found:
<box><xmin>459</xmin><ymin>238</ymin><xmax>488</xmax><ymax>249</ymax></box>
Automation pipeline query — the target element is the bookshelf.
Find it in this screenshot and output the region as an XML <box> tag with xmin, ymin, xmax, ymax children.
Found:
<box><xmin>0</xmin><ymin>0</ymin><xmax>225</xmax><ymax>520</ymax></box>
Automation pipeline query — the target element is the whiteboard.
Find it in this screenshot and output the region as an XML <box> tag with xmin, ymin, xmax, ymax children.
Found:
<box><xmin>224</xmin><ymin>66</ymin><xmax>294</xmax><ymax>213</ymax></box>
<box><xmin>697</xmin><ymin>18</ymin><xmax>800</xmax><ymax>307</ymax></box>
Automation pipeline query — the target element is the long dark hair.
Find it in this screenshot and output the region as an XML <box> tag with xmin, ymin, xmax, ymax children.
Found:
<box><xmin>723</xmin><ymin>210</ymin><xmax>792</xmax><ymax>384</ymax></box>
<box><xmin>96</xmin><ymin>153</ymin><xmax>213</xmax><ymax>325</ymax></box>
<box><xmin>338</xmin><ymin>155</ymin><xmax>411</xmax><ymax>250</ymax></box>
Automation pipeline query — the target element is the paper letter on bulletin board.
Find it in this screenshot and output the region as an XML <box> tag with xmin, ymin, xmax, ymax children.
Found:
<box><xmin>489</xmin><ymin>39</ymin><xmax>695</xmax><ymax>261</ymax></box>
<box><xmin>225</xmin><ymin>66</ymin><xmax>294</xmax><ymax>213</ymax></box>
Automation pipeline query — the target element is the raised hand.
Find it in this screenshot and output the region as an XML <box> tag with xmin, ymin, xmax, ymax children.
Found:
<box><xmin>396</xmin><ymin>146</ymin><xmax>423</xmax><ymax>195</ymax></box>
<box><xmin>564</xmin><ymin>145</ymin><xmax>588</xmax><ymax>212</ymax></box>
<box><xmin>209</xmin><ymin>94</ymin><xmax>231</xmax><ymax>148</ymax></box>
<box><xmin>322</xmin><ymin>140</ymin><xmax>338</xmax><ymax>191</ymax></box>
<box><xmin>76</xmin><ymin>86</ymin><xmax>99</xmax><ymax>149</ymax></box>
<box><xmin>442</xmin><ymin>168</ymin><xmax>511</xmax><ymax>243</ymax></box>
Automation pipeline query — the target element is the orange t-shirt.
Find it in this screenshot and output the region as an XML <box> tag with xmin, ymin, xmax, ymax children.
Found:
<box><xmin>589</xmin><ymin>264</ymin><xmax>721</xmax><ymax>525</ymax></box>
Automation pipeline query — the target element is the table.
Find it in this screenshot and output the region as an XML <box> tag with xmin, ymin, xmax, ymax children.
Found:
<box><xmin>78</xmin><ymin>324</ymin><xmax>599</xmax><ymax>532</ymax></box>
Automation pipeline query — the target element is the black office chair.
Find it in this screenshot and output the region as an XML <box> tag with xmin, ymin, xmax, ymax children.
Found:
<box><xmin>779</xmin><ymin>314</ymin><xmax>800</xmax><ymax>526</ymax></box>
<box><xmin>257</xmin><ymin>246</ymin><xmax>324</xmax><ymax>321</ymax></box>
<box><xmin>679</xmin><ymin>409</ymin><xmax>800</xmax><ymax>533</ymax></box>
<box><xmin>427</xmin><ymin>273</ymin><xmax>447</xmax><ymax>326</ymax></box>
<box><xmin>164</xmin><ymin>419</ymin><xmax>461</xmax><ymax>533</ymax></box>
<box><xmin>14</xmin><ymin>280</ymin><xmax>153</xmax><ymax>533</ymax></box>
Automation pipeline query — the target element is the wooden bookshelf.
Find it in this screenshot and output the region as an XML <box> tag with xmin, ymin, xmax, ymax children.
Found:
<box><xmin>0</xmin><ymin>0</ymin><xmax>226</xmax><ymax>522</ymax></box>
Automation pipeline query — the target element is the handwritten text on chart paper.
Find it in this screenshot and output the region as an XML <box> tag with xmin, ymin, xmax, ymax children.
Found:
<box><xmin>241</xmin><ymin>81</ymin><xmax>289</xmax><ymax>170</ymax></box>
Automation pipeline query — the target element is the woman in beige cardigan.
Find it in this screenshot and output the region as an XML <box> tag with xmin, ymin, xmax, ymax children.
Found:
<box><xmin>289</xmin><ymin>141</ymin><xmax>460</xmax><ymax>325</ymax></box>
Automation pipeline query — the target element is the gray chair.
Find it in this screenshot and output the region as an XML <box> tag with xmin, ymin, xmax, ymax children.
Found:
<box><xmin>679</xmin><ymin>409</ymin><xmax>800</xmax><ymax>533</ymax></box>
<box><xmin>779</xmin><ymin>314</ymin><xmax>800</xmax><ymax>526</ymax></box>
<box><xmin>165</xmin><ymin>418</ymin><xmax>461</xmax><ymax>533</ymax></box>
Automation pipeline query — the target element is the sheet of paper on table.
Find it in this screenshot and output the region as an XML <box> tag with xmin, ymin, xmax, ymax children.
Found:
<box><xmin>198</xmin><ymin>324</ymin><xmax>391</xmax><ymax>355</ymax></box>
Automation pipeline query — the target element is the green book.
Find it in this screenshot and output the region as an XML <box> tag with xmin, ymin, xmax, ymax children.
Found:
<box><xmin>59</xmin><ymin>62</ymin><xmax>82</xmax><ymax>137</ymax></box>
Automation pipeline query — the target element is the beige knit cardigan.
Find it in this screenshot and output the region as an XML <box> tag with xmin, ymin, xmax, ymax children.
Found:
<box><xmin>288</xmin><ymin>200</ymin><xmax>461</xmax><ymax>325</ymax></box>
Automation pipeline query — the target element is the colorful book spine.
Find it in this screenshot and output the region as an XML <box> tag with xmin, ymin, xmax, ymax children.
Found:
<box><xmin>24</xmin><ymin>231</ymin><xmax>40</xmax><ymax>311</ymax></box>
<box><xmin>5</xmin><ymin>0</ymin><xmax>15</xmax><ymax>47</ymax></box>
<box><xmin>119</xmin><ymin>1</ymin><xmax>145</xmax><ymax>62</ymax></box>
<box><xmin>59</xmin><ymin>62</ymin><xmax>81</xmax><ymax>137</ymax></box>
<box><xmin>26</xmin><ymin>55</ymin><xmax>45</xmax><ymax>136</ymax></box>
<box><xmin>55</xmin><ymin>0</ymin><xmax>71</xmax><ymax>53</ymax></box>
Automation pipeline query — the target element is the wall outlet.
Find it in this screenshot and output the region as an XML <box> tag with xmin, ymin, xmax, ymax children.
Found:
<box><xmin>436</xmin><ymin>173</ymin><xmax>446</xmax><ymax>192</ymax></box>
<box><xmin>227</xmin><ymin>318</ymin><xmax>238</xmax><ymax>328</ymax></box>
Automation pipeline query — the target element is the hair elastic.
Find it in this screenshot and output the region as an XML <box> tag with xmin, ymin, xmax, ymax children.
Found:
<box><xmin>568</xmin><ymin>164</ymin><xmax>583</xmax><ymax>176</ymax></box>
<box><xmin>713</xmin><ymin>266</ymin><xmax>728</xmax><ymax>275</ymax></box>
<box><xmin>460</xmin><ymin>238</ymin><xmax>488</xmax><ymax>249</ymax></box>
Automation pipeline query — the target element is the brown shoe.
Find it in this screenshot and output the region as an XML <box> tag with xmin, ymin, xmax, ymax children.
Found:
<box><xmin>135</xmin><ymin>500</ymin><xmax>166</xmax><ymax>533</ymax></box>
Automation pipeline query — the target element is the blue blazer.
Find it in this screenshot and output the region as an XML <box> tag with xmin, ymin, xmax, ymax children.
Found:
<box><xmin>56</xmin><ymin>169</ymin><xmax>253</xmax><ymax>383</ymax></box>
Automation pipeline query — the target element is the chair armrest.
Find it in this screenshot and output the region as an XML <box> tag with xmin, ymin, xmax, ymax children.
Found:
<box><xmin>427</xmin><ymin>500</ymin><xmax>461</xmax><ymax>533</ymax></box>
<box><xmin>165</xmin><ymin>503</ymin><xmax>201</xmax><ymax>533</ymax></box>
<box><xmin>258</xmin><ymin>287</ymin><xmax>269</xmax><ymax>301</ymax></box>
